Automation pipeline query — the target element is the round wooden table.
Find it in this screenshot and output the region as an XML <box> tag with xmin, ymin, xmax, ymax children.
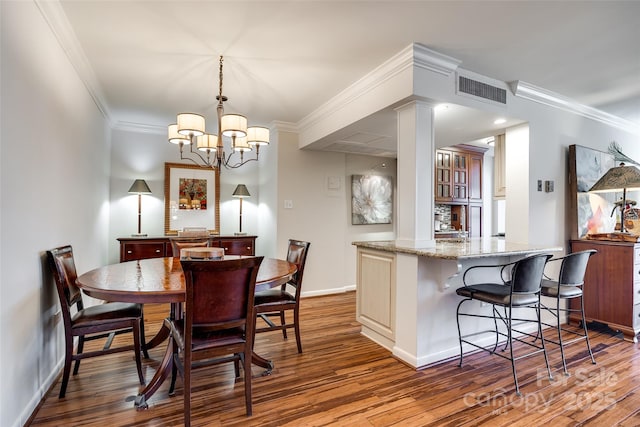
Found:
<box><xmin>76</xmin><ymin>256</ymin><xmax>296</xmax><ymax>409</ymax></box>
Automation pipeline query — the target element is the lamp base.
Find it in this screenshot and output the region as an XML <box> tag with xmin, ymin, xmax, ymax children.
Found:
<box><xmin>131</xmin><ymin>233</ymin><xmax>148</xmax><ymax>237</ymax></box>
<box><xmin>234</xmin><ymin>232</ymin><xmax>247</xmax><ymax>236</ymax></box>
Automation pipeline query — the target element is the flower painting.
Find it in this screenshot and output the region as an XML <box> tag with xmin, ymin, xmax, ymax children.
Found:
<box><xmin>351</xmin><ymin>175</ymin><xmax>393</xmax><ymax>225</ymax></box>
<box><xmin>178</xmin><ymin>178</ymin><xmax>207</xmax><ymax>210</ymax></box>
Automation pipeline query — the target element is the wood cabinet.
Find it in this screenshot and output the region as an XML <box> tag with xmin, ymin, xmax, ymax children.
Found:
<box><xmin>570</xmin><ymin>239</ymin><xmax>640</xmax><ymax>342</ymax></box>
<box><xmin>435</xmin><ymin>145</ymin><xmax>486</xmax><ymax>237</ymax></box>
<box><xmin>118</xmin><ymin>236</ymin><xmax>257</xmax><ymax>262</ymax></box>
<box><xmin>436</xmin><ymin>149</ymin><xmax>471</xmax><ymax>203</ymax></box>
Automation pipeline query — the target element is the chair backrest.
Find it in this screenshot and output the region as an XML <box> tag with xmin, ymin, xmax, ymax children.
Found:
<box><xmin>181</xmin><ymin>257</ymin><xmax>264</xmax><ymax>332</ymax></box>
<box><xmin>558</xmin><ymin>249</ymin><xmax>597</xmax><ymax>286</ymax></box>
<box><xmin>286</xmin><ymin>239</ymin><xmax>310</xmax><ymax>292</ymax></box>
<box><xmin>46</xmin><ymin>245</ymin><xmax>83</xmax><ymax>324</ymax></box>
<box><xmin>169</xmin><ymin>237</ymin><xmax>210</xmax><ymax>257</ymax></box>
<box><xmin>511</xmin><ymin>253</ymin><xmax>553</xmax><ymax>294</ymax></box>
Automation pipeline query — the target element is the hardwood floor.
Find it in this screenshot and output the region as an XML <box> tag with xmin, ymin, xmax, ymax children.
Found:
<box><xmin>28</xmin><ymin>292</ymin><xmax>640</xmax><ymax>426</ymax></box>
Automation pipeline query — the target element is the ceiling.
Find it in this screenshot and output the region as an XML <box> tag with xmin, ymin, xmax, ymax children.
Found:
<box><xmin>54</xmin><ymin>1</ymin><xmax>640</xmax><ymax>156</ymax></box>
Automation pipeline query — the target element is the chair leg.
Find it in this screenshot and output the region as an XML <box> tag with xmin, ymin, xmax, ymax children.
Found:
<box><xmin>234</xmin><ymin>354</ymin><xmax>241</xmax><ymax>379</ymax></box>
<box><xmin>59</xmin><ymin>336</ymin><xmax>74</xmax><ymax>398</ymax></box>
<box><xmin>243</xmin><ymin>349</ymin><xmax>253</xmax><ymax>416</ymax></box>
<box><xmin>280</xmin><ymin>311</ymin><xmax>287</xmax><ymax>340</ymax></box>
<box><xmin>491</xmin><ymin>306</ymin><xmax>500</xmax><ymax>353</ymax></box>
<box><xmin>184</xmin><ymin>350</ymin><xmax>192</xmax><ymax>427</ymax></box>
<box><xmin>294</xmin><ymin>307</ymin><xmax>302</xmax><ymax>353</ymax></box>
<box><xmin>133</xmin><ymin>319</ymin><xmax>145</xmax><ymax>385</ymax></box>
<box><xmin>169</xmin><ymin>341</ymin><xmax>179</xmax><ymax>396</ymax></box>
<box><xmin>556</xmin><ymin>296</ymin><xmax>569</xmax><ymax>376</ymax></box>
<box><xmin>506</xmin><ymin>306</ymin><xmax>521</xmax><ymax>396</ymax></box>
<box><xmin>73</xmin><ymin>336</ymin><xmax>85</xmax><ymax>375</ymax></box>
<box><xmin>140</xmin><ymin>308</ymin><xmax>150</xmax><ymax>359</ymax></box>
<box><xmin>580</xmin><ymin>295</ymin><xmax>596</xmax><ymax>365</ymax></box>
<box><xmin>538</xmin><ymin>302</ymin><xmax>554</xmax><ymax>382</ymax></box>
<box><xmin>456</xmin><ymin>299</ymin><xmax>467</xmax><ymax>367</ymax></box>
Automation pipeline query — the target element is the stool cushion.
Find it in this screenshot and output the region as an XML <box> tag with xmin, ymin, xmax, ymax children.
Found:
<box><xmin>456</xmin><ymin>283</ymin><xmax>539</xmax><ymax>306</ymax></box>
<box><xmin>541</xmin><ymin>279</ymin><xmax>583</xmax><ymax>298</ymax></box>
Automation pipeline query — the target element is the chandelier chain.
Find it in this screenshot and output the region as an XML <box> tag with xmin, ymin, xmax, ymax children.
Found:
<box><xmin>218</xmin><ymin>56</ymin><xmax>224</xmax><ymax>104</ymax></box>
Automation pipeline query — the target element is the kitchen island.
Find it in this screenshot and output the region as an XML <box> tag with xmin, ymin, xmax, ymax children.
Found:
<box><xmin>353</xmin><ymin>237</ymin><xmax>562</xmax><ymax>368</ymax></box>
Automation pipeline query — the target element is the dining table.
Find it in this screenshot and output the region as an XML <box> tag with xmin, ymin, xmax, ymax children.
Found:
<box><xmin>76</xmin><ymin>255</ymin><xmax>297</xmax><ymax>409</ymax></box>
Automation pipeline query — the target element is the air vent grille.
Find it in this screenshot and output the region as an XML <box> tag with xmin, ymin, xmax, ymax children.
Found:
<box><xmin>459</xmin><ymin>76</ymin><xmax>506</xmax><ymax>104</ymax></box>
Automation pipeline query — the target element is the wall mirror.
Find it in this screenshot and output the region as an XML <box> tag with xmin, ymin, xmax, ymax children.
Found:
<box><xmin>164</xmin><ymin>162</ymin><xmax>220</xmax><ymax>235</ymax></box>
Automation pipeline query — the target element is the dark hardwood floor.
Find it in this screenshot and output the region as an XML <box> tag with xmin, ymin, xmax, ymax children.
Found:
<box><xmin>28</xmin><ymin>292</ymin><xmax>640</xmax><ymax>426</ymax></box>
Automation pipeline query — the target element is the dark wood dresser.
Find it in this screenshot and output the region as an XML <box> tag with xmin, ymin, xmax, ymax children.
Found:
<box><xmin>570</xmin><ymin>239</ymin><xmax>640</xmax><ymax>342</ymax></box>
<box><xmin>118</xmin><ymin>235</ymin><xmax>257</xmax><ymax>262</ymax></box>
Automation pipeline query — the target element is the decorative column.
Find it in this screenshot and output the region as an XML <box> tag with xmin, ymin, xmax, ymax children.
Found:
<box><xmin>395</xmin><ymin>100</ymin><xmax>436</xmax><ymax>248</ymax></box>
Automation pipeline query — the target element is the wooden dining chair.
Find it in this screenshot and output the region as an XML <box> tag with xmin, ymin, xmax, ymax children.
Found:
<box><xmin>168</xmin><ymin>237</ymin><xmax>210</xmax><ymax>258</ymax></box>
<box><xmin>166</xmin><ymin>256</ymin><xmax>264</xmax><ymax>425</ymax></box>
<box><xmin>46</xmin><ymin>245</ymin><xmax>145</xmax><ymax>398</ymax></box>
<box><xmin>254</xmin><ymin>239</ymin><xmax>310</xmax><ymax>353</ymax></box>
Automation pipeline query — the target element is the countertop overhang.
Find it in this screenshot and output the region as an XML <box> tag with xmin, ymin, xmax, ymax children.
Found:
<box><xmin>353</xmin><ymin>237</ymin><xmax>562</xmax><ymax>260</ymax></box>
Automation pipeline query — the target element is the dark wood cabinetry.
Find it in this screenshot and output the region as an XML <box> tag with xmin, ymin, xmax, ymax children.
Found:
<box><xmin>118</xmin><ymin>236</ymin><xmax>257</xmax><ymax>262</ymax></box>
<box><xmin>570</xmin><ymin>239</ymin><xmax>640</xmax><ymax>342</ymax></box>
<box><xmin>435</xmin><ymin>145</ymin><xmax>485</xmax><ymax>237</ymax></box>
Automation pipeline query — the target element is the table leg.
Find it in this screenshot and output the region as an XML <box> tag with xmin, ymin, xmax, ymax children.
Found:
<box><xmin>142</xmin><ymin>303</ymin><xmax>180</xmax><ymax>351</ymax></box>
<box><xmin>135</xmin><ymin>303</ymin><xmax>179</xmax><ymax>409</ymax></box>
<box><xmin>251</xmin><ymin>351</ymin><xmax>274</xmax><ymax>375</ymax></box>
<box><xmin>135</xmin><ymin>332</ymin><xmax>174</xmax><ymax>410</ymax></box>
<box><xmin>142</xmin><ymin>325</ymin><xmax>169</xmax><ymax>351</ymax></box>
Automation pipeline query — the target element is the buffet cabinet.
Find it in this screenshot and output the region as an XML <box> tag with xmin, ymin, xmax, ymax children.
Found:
<box><xmin>570</xmin><ymin>239</ymin><xmax>640</xmax><ymax>342</ymax></box>
<box><xmin>118</xmin><ymin>235</ymin><xmax>257</xmax><ymax>262</ymax></box>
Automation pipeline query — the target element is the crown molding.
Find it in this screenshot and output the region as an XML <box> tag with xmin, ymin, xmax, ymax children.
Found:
<box><xmin>271</xmin><ymin>121</ymin><xmax>298</xmax><ymax>134</ymax></box>
<box><xmin>297</xmin><ymin>43</ymin><xmax>460</xmax><ymax>135</ymax></box>
<box><xmin>413</xmin><ymin>43</ymin><xmax>462</xmax><ymax>76</ymax></box>
<box><xmin>113</xmin><ymin>121</ymin><xmax>166</xmax><ymax>135</ymax></box>
<box><xmin>511</xmin><ymin>81</ymin><xmax>640</xmax><ymax>136</ymax></box>
<box><xmin>35</xmin><ymin>0</ymin><xmax>113</xmax><ymax>125</ymax></box>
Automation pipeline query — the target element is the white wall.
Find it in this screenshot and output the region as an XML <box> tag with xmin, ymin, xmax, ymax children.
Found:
<box><xmin>1</xmin><ymin>3</ymin><xmax>111</xmax><ymax>426</ymax></box>
<box><xmin>108</xmin><ymin>128</ymin><xmax>261</xmax><ymax>264</ymax></box>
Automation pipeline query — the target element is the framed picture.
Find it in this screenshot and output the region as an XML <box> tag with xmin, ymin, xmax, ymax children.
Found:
<box><xmin>351</xmin><ymin>174</ymin><xmax>393</xmax><ymax>225</ymax></box>
<box><xmin>164</xmin><ymin>162</ymin><xmax>220</xmax><ymax>235</ymax></box>
<box><xmin>569</xmin><ymin>145</ymin><xmax>616</xmax><ymax>239</ymax></box>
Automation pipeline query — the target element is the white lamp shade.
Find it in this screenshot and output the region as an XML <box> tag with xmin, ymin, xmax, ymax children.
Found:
<box><xmin>247</xmin><ymin>126</ymin><xmax>270</xmax><ymax>146</ymax></box>
<box><xmin>221</xmin><ymin>114</ymin><xmax>247</xmax><ymax>137</ymax></box>
<box><xmin>177</xmin><ymin>113</ymin><xmax>205</xmax><ymax>137</ymax></box>
<box><xmin>168</xmin><ymin>124</ymin><xmax>191</xmax><ymax>144</ymax></box>
<box><xmin>196</xmin><ymin>134</ymin><xmax>218</xmax><ymax>152</ymax></box>
<box><xmin>233</xmin><ymin>136</ymin><xmax>252</xmax><ymax>152</ymax></box>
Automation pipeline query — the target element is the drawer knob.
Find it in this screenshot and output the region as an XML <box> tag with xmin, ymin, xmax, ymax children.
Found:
<box><xmin>127</xmin><ymin>250</ymin><xmax>132</xmax><ymax>254</ymax></box>
<box><xmin>155</xmin><ymin>249</ymin><xmax>161</xmax><ymax>253</ymax></box>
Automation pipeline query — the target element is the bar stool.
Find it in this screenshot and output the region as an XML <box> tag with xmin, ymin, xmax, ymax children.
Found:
<box><xmin>540</xmin><ymin>249</ymin><xmax>597</xmax><ymax>376</ymax></box>
<box><xmin>456</xmin><ymin>253</ymin><xmax>553</xmax><ymax>395</ymax></box>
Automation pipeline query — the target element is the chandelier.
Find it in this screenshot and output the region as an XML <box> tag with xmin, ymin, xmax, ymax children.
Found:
<box><xmin>167</xmin><ymin>56</ymin><xmax>269</xmax><ymax>169</ymax></box>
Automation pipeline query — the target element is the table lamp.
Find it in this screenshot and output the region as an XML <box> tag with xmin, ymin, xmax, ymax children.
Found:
<box><xmin>589</xmin><ymin>163</ymin><xmax>640</xmax><ymax>234</ymax></box>
<box><xmin>128</xmin><ymin>179</ymin><xmax>152</xmax><ymax>237</ymax></box>
<box><xmin>232</xmin><ymin>184</ymin><xmax>250</xmax><ymax>236</ymax></box>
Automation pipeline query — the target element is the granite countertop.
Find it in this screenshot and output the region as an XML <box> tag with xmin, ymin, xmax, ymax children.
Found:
<box><xmin>352</xmin><ymin>237</ymin><xmax>562</xmax><ymax>260</ymax></box>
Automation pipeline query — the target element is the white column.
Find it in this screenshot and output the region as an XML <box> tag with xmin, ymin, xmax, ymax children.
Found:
<box><xmin>395</xmin><ymin>100</ymin><xmax>436</xmax><ymax>248</ymax></box>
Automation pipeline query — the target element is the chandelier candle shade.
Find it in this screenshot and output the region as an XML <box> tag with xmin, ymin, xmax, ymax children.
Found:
<box><xmin>168</xmin><ymin>56</ymin><xmax>269</xmax><ymax>170</ymax></box>
<box><xmin>232</xmin><ymin>184</ymin><xmax>251</xmax><ymax>235</ymax></box>
<box><xmin>128</xmin><ymin>179</ymin><xmax>152</xmax><ymax>237</ymax></box>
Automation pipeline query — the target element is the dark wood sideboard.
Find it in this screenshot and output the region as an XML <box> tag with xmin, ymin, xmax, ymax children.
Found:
<box><xmin>118</xmin><ymin>235</ymin><xmax>257</xmax><ymax>262</ymax></box>
<box><xmin>570</xmin><ymin>239</ymin><xmax>640</xmax><ymax>342</ymax></box>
